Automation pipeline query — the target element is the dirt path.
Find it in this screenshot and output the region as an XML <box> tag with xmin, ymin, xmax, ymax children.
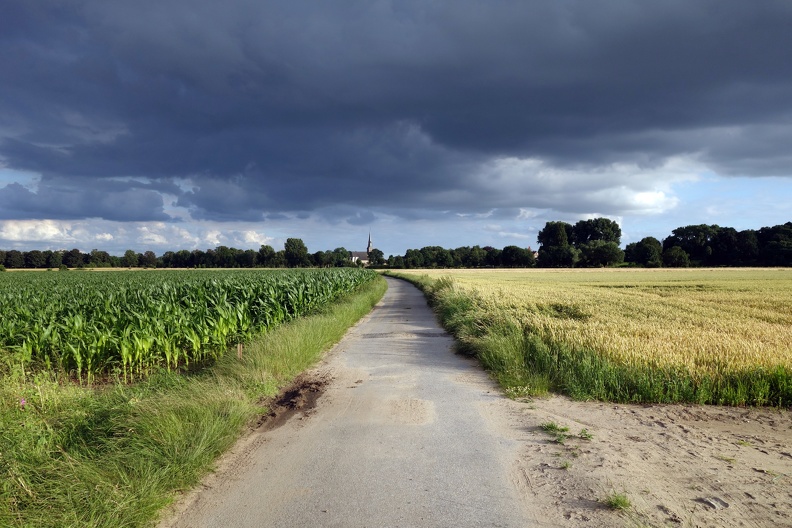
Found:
<box><xmin>160</xmin><ymin>277</ymin><xmax>792</xmax><ymax>527</ymax></box>
<box><xmin>160</xmin><ymin>277</ymin><xmax>534</xmax><ymax>527</ymax></box>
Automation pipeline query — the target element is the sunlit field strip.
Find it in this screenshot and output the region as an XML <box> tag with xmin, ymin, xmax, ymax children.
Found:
<box><xmin>0</xmin><ymin>268</ymin><xmax>377</xmax><ymax>382</ymax></box>
<box><xmin>397</xmin><ymin>268</ymin><xmax>792</xmax><ymax>378</ymax></box>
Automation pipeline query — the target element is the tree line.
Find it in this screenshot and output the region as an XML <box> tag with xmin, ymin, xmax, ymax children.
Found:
<box><xmin>2</xmin><ymin>220</ymin><xmax>790</xmax><ymax>270</ymax></box>
<box><xmin>385</xmin><ymin>219</ymin><xmax>792</xmax><ymax>268</ymax></box>
<box><xmin>0</xmin><ymin>238</ymin><xmax>380</xmax><ymax>270</ymax></box>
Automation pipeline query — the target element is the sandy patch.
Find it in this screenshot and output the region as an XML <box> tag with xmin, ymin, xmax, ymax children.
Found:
<box><xmin>497</xmin><ymin>395</ymin><xmax>792</xmax><ymax>527</ymax></box>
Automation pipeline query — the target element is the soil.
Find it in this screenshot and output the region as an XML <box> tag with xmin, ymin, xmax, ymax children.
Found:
<box><xmin>256</xmin><ymin>373</ymin><xmax>329</xmax><ymax>432</ymax></box>
<box><xmin>493</xmin><ymin>395</ymin><xmax>792</xmax><ymax>527</ymax></box>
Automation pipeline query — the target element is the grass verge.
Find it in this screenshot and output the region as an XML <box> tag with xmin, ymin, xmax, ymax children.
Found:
<box><xmin>0</xmin><ymin>275</ymin><xmax>387</xmax><ymax>528</ymax></box>
<box><xmin>385</xmin><ymin>272</ymin><xmax>791</xmax><ymax>406</ymax></box>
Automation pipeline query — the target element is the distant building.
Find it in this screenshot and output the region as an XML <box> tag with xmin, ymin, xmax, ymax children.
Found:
<box><xmin>350</xmin><ymin>232</ymin><xmax>373</xmax><ymax>265</ymax></box>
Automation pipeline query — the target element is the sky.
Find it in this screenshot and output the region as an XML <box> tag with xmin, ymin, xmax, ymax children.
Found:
<box><xmin>1</xmin><ymin>1</ymin><xmax>792</xmax><ymax>258</ymax></box>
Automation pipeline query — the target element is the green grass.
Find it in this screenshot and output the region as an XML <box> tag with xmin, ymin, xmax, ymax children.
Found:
<box><xmin>385</xmin><ymin>271</ymin><xmax>792</xmax><ymax>406</ymax></box>
<box><xmin>0</xmin><ymin>275</ymin><xmax>387</xmax><ymax>528</ymax></box>
<box><xmin>603</xmin><ymin>491</ymin><xmax>631</xmax><ymax>510</ymax></box>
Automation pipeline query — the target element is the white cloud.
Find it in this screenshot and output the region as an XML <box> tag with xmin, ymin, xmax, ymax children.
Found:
<box><xmin>0</xmin><ymin>220</ymin><xmax>74</xmax><ymax>243</ymax></box>
<box><xmin>469</xmin><ymin>155</ymin><xmax>702</xmax><ymax>215</ymax></box>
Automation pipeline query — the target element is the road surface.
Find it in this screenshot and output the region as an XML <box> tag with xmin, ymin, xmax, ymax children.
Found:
<box><xmin>162</xmin><ymin>276</ymin><xmax>532</xmax><ymax>527</ymax></box>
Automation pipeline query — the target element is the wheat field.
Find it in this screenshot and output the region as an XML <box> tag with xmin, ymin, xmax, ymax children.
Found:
<box><xmin>394</xmin><ymin>268</ymin><xmax>792</xmax><ymax>404</ymax></box>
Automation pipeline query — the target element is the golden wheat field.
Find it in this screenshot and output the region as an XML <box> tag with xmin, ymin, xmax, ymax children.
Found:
<box><xmin>396</xmin><ymin>268</ymin><xmax>792</xmax><ymax>378</ymax></box>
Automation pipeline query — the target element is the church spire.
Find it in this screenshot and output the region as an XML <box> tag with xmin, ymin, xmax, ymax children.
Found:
<box><xmin>367</xmin><ymin>231</ymin><xmax>373</xmax><ymax>254</ymax></box>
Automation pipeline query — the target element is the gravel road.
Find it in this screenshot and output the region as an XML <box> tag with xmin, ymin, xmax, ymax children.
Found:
<box><xmin>162</xmin><ymin>277</ymin><xmax>532</xmax><ymax>527</ymax></box>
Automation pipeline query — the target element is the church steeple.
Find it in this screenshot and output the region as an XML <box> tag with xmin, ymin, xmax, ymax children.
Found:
<box><xmin>367</xmin><ymin>231</ymin><xmax>373</xmax><ymax>254</ymax></box>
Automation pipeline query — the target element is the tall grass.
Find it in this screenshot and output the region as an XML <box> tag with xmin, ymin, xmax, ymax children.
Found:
<box><xmin>387</xmin><ymin>270</ymin><xmax>792</xmax><ymax>406</ymax></box>
<box><xmin>0</xmin><ymin>275</ymin><xmax>387</xmax><ymax>528</ymax></box>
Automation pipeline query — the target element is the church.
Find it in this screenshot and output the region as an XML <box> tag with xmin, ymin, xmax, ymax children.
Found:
<box><xmin>350</xmin><ymin>233</ymin><xmax>374</xmax><ymax>265</ymax></box>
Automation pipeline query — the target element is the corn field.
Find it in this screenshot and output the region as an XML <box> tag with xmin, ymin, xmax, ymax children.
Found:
<box><xmin>0</xmin><ymin>268</ymin><xmax>375</xmax><ymax>382</ymax></box>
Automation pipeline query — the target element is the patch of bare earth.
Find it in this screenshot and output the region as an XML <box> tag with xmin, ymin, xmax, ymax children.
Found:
<box><xmin>501</xmin><ymin>395</ymin><xmax>792</xmax><ymax>527</ymax></box>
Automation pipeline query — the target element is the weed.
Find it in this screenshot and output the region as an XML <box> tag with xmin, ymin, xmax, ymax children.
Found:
<box><xmin>603</xmin><ymin>491</ymin><xmax>631</xmax><ymax>510</ymax></box>
<box><xmin>579</xmin><ymin>428</ymin><xmax>593</xmax><ymax>440</ymax></box>
<box><xmin>540</xmin><ymin>421</ymin><xmax>569</xmax><ymax>434</ymax></box>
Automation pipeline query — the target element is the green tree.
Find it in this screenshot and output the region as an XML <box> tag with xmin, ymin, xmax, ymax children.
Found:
<box><xmin>663</xmin><ymin>224</ymin><xmax>719</xmax><ymax>266</ymax></box>
<box><xmin>25</xmin><ymin>250</ymin><xmax>47</xmax><ymax>268</ymax></box>
<box><xmin>571</xmin><ymin>218</ymin><xmax>622</xmax><ymax>246</ymax></box>
<box><xmin>538</xmin><ymin>221</ymin><xmax>573</xmax><ymax>248</ymax></box>
<box><xmin>501</xmin><ymin>246</ymin><xmax>536</xmax><ymax>267</ymax></box>
<box><xmin>257</xmin><ymin>245</ymin><xmax>275</xmax><ymax>267</ymax></box>
<box><xmin>577</xmin><ymin>240</ymin><xmax>624</xmax><ymax>267</ymax></box>
<box><xmin>122</xmin><ymin>249</ymin><xmax>139</xmax><ymax>267</ymax></box>
<box><xmin>368</xmin><ymin>248</ymin><xmax>385</xmax><ymax>266</ymax></box>
<box><xmin>5</xmin><ymin>250</ymin><xmax>24</xmax><ymax>268</ymax></box>
<box><xmin>625</xmin><ymin>237</ymin><xmax>663</xmax><ymax>267</ymax></box>
<box><xmin>483</xmin><ymin>246</ymin><xmax>502</xmax><ymax>267</ymax></box>
<box><xmin>388</xmin><ymin>255</ymin><xmax>405</xmax><ymax>268</ymax></box>
<box><xmin>663</xmin><ymin>246</ymin><xmax>690</xmax><ymax>268</ymax></box>
<box><xmin>331</xmin><ymin>247</ymin><xmax>351</xmax><ymax>267</ymax></box>
<box><xmin>63</xmin><ymin>248</ymin><xmax>86</xmax><ymax>268</ymax></box>
<box><xmin>45</xmin><ymin>250</ymin><xmax>62</xmax><ymax>268</ymax></box>
<box><xmin>284</xmin><ymin>238</ymin><xmax>310</xmax><ymax>268</ymax></box>
<box><xmin>89</xmin><ymin>249</ymin><xmax>112</xmax><ymax>267</ymax></box>
<box><xmin>538</xmin><ymin>245</ymin><xmax>580</xmax><ymax>268</ymax></box>
<box><xmin>468</xmin><ymin>245</ymin><xmax>487</xmax><ymax>267</ymax></box>
<box><xmin>404</xmin><ymin>249</ymin><xmax>424</xmax><ymax>268</ymax></box>
<box><xmin>140</xmin><ymin>251</ymin><xmax>158</xmax><ymax>268</ymax></box>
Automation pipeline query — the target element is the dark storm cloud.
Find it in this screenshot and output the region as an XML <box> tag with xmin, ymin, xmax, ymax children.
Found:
<box><xmin>1</xmin><ymin>0</ymin><xmax>791</xmax><ymax>222</ymax></box>
<box><xmin>0</xmin><ymin>175</ymin><xmax>173</xmax><ymax>221</ymax></box>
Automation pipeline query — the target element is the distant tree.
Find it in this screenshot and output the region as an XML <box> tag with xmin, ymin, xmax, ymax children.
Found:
<box><xmin>735</xmin><ymin>230</ymin><xmax>759</xmax><ymax>266</ymax></box>
<box><xmin>625</xmin><ymin>237</ymin><xmax>663</xmax><ymax>267</ymax></box>
<box><xmin>501</xmin><ymin>246</ymin><xmax>536</xmax><ymax>267</ymax></box>
<box><xmin>271</xmin><ymin>250</ymin><xmax>287</xmax><ymax>268</ymax></box>
<box><xmin>284</xmin><ymin>238</ymin><xmax>310</xmax><ymax>268</ymax></box>
<box><xmin>468</xmin><ymin>245</ymin><xmax>487</xmax><ymax>267</ymax></box>
<box><xmin>160</xmin><ymin>251</ymin><xmax>176</xmax><ymax>268</ymax></box>
<box><xmin>191</xmin><ymin>249</ymin><xmax>209</xmax><ymax>267</ymax></box>
<box><xmin>447</xmin><ymin>246</ymin><xmax>466</xmax><ymax>267</ymax></box>
<box><xmin>368</xmin><ymin>248</ymin><xmax>385</xmax><ymax>266</ymax></box>
<box><xmin>571</xmin><ymin>218</ymin><xmax>622</xmax><ymax>246</ymax></box>
<box><xmin>483</xmin><ymin>246</ymin><xmax>502</xmax><ymax>267</ymax></box>
<box><xmin>538</xmin><ymin>221</ymin><xmax>574</xmax><ymax>248</ymax></box>
<box><xmin>237</xmin><ymin>249</ymin><xmax>257</xmax><ymax>268</ymax></box>
<box><xmin>662</xmin><ymin>246</ymin><xmax>690</xmax><ymax>268</ymax></box>
<box><xmin>404</xmin><ymin>249</ymin><xmax>424</xmax><ymax>268</ymax></box>
<box><xmin>757</xmin><ymin>222</ymin><xmax>792</xmax><ymax>267</ymax></box>
<box><xmin>709</xmin><ymin>227</ymin><xmax>740</xmax><ymax>266</ymax></box>
<box><xmin>122</xmin><ymin>249</ymin><xmax>139</xmax><ymax>267</ymax></box>
<box><xmin>388</xmin><ymin>255</ymin><xmax>405</xmax><ymax>268</ymax></box>
<box><xmin>25</xmin><ymin>250</ymin><xmax>47</xmax><ymax>269</ymax></box>
<box><xmin>538</xmin><ymin>245</ymin><xmax>579</xmax><ymax>268</ymax></box>
<box><xmin>435</xmin><ymin>248</ymin><xmax>454</xmax><ymax>268</ymax></box>
<box><xmin>140</xmin><ymin>251</ymin><xmax>157</xmax><ymax>268</ymax></box>
<box><xmin>257</xmin><ymin>245</ymin><xmax>276</xmax><ymax>267</ymax></box>
<box><xmin>214</xmin><ymin>246</ymin><xmax>237</xmax><ymax>268</ymax></box>
<box><xmin>0</xmin><ymin>251</ymin><xmax>6</xmax><ymax>267</ymax></box>
<box><xmin>663</xmin><ymin>224</ymin><xmax>719</xmax><ymax>266</ymax></box>
<box><xmin>5</xmin><ymin>250</ymin><xmax>24</xmax><ymax>268</ymax></box>
<box><xmin>313</xmin><ymin>251</ymin><xmax>331</xmax><ymax>268</ymax></box>
<box><xmin>537</xmin><ymin>221</ymin><xmax>581</xmax><ymax>267</ymax></box>
<box><xmin>63</xmin><ymin>248</ymin><xmax>86</xmax><ymax>268</ymax></box>
<box><xmin>577</xmin><ymin>240</ymin><xmax>624</xmax><ymax>267</ymax></box>
<box><xmin>331</xmin><ymin>247</ymin><xmax>351</xmax><ymax>267</ymax></box>
<box><xmin>46</xmin><ymin>251</ymin><xmax>62</xmax><ymax>269</ymax></box>
<box><xmin>89</xmin><ymin>249</ymin><xmax>112</xmax><ymax>267</ymax></box>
